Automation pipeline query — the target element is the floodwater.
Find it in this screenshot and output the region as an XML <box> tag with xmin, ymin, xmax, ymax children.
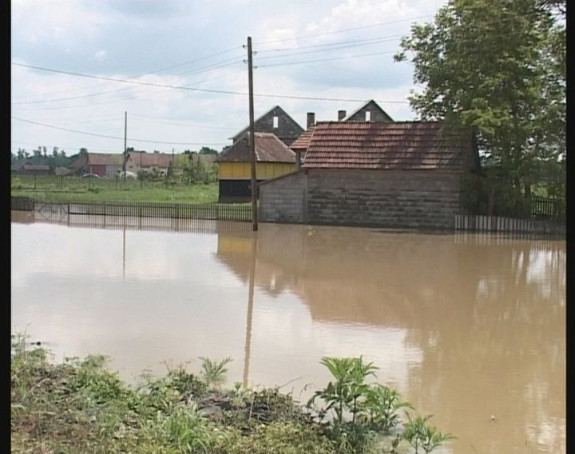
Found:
<box><xmin>11</xmin><ymin>210</ymin><xmax>565</xmax><ymax>454</ymax></box>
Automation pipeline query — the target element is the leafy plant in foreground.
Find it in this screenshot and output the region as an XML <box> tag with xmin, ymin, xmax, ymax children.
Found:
<box><xmin>199</xmin><ymin>356</ymin><xmax>233</xmax><ymax>389</ymax></box>
<box><xmin>308</xmin><ymin>357</ymin><xmax>377</xmax><ymax>430</ymax></box>
<box><xmin>402</xmin><ymin>413</ymin><xmax>456</xmax><ymax>454</ymax></box>
<box><xmin>358</xmin><ymin>383</ymin><xmax>413</xmax><ymax>432</ymax></box>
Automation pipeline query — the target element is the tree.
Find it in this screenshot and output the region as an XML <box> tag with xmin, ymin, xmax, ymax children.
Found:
<box><xmin>198</xmin><ymin>146</ymin><xmax>218</xmax><ymax>156</ymax></box>
<box><xmin>395</xmin><ymin>0</ymin><xmax>565</xmax><ymax>198</ymax></box>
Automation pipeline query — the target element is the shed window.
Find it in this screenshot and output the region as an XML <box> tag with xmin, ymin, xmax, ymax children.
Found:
<box><xmin>365</xmin><ymin>111</ymin><xmax>371</xmax><ymax>121</ymax></box>
<box><xmin>273</xmin><ymin>116</ymin><xmax>279</xmax><ymax>128</ymax></box>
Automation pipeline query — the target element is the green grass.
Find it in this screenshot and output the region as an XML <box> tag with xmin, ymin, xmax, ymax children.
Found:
<box><xmin>11</xmin><ymin>175</ymin><xmax>219</xmax><ymax>204</ymax></box>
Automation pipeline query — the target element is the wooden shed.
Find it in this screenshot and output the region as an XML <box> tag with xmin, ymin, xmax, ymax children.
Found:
<box><xmin>217</xmin><ymin>132</ymin><xmax>296</xmax><ymax>202</ymax></box>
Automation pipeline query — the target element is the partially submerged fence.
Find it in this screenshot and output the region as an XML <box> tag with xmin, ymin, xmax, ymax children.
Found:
<box><xmin>13</xmin><ymin>199</ymin><xmax>252</xmax><ymax>223</ymax></box>
<box><xmin>65</xmin><ymin>201</ymin><xmax>251</xmax><ymax>222</ymax></box>
<box><xmin>455</xmin><ymin>214</ymin><xmax>565</xmax><ymax>235</ymax></box>
<box><xmin>12</xmin><ymin>197</ymin><xmax>565</xmax><ymax>235</ymax></box>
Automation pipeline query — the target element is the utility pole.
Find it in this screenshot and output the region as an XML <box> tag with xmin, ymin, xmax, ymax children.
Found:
<box><xmin>122</xmin><ymin>111</ymin><xmax>127</xmax><ymax>181</ymax></box>
<box><xmin>247</xmin><ymin>36</ymin><xmax>258</xmax><ymax>231</ymax></box>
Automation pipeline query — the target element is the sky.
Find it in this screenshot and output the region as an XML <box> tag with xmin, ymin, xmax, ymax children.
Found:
<box><xmin>11</xmin><ymin>0</ymin><xmax>447</xmax><ymax>156</ymax></box>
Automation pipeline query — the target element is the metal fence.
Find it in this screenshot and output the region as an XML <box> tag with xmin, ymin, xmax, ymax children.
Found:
<box><xmin>66</xmin><ymin>201</ymin><xmax>252</xmax><ymax>221</ymax></box>
<box><xmin>13</xmin><ymin>199</ymin><xmax>252</xmax><ymax>223</ymax></box>
<box><xmin>530</xmin><ymin>195</ymin><xmax>564</xmax><ymax>219</ymax></box>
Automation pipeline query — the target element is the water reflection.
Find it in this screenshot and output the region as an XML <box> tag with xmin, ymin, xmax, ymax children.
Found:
<box><xmin>11</xmin><ymin>212</ymin><xmax>565</xmax><ymax>454</ymax></box>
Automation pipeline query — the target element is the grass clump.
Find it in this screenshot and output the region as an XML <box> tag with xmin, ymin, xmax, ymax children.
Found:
<box><xmin>11</xmin><ymin>335</ymin><xmax>454</xmax><ymax>453</ymax></box>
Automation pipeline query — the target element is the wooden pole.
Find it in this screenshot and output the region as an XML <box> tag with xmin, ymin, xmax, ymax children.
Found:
<box><xmin>123</xmin><ymin>111</ymin><xmax>127</xmax><ymax>181</ymax></box>
<box><xmin>247</xmin><ymin>37</ymin><xmax>258</xmax><ymax>231</ymax></box>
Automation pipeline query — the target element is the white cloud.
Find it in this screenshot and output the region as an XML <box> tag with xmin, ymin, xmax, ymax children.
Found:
<box><xmin>94</xmin><ymin>50</ymin><xmax>107</xmax><ymax>61</ymax></box>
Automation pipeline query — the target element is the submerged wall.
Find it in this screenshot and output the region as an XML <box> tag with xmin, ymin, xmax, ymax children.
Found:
<box><xmin>259</xmin><ymin>169</ymin><xmax>462</xmax><ymax>229</ymax></box>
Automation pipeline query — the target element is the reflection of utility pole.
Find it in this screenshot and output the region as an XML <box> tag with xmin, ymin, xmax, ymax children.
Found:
<box><xmin>243</xmin><ymin>232</ymin><xmax>257</xmax><ymax>387</ymax></box>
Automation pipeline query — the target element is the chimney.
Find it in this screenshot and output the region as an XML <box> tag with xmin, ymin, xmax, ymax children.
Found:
<box><xmin>307</xmin><ymin>112</ymin><xmax>315</xmax><ymax>128</ymax></box>
<box><xmin>338</xmin><ymin>110</ymin><xmax>346</xmax><ymax>121</ymax></box>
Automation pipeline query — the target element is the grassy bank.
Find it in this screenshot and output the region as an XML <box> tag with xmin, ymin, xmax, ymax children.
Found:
<box><xmin>11</xmin><ymin>175</ymin><xmax>219</xmax><ymax>204</ymax></box>
<box><xmin>11</xmin><ymin>335</ymin><xmax>454</xmax><ymax>453</ymax></box>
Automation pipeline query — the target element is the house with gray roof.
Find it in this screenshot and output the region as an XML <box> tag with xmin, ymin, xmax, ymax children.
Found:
<box><xmin>339</xmin><ymin>99</ymin><xmax>394</xmax><ymax>122</ymax></box>
<box><xmin>231</xmin><ymin>105</ymin><xmax>304</xmax><ymax>147</ymax></box>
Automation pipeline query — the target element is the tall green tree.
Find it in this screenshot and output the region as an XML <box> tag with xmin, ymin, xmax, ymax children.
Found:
<box><xmin>395</xmin><ymin>0</ymin><xmax>565</xmax><ymax>197</ymax></box>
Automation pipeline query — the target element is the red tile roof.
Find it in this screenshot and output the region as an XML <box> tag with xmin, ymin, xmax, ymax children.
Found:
<box><xmin>218</xmin><ymin>133</ymin><xmax>295</xmax><ymax>163</ymax></box>
<box><xmin>302</xmin><ymin>121</ymin><xmax>475</xmax><ymax>171</ymax></box>
<box><xmin>128</xmin><ymin>152</ymin><xmax>175</xmax><ymax>168</ymax></box>
<box><xmin>88</xmin><ymin>153</ymin><xmax>125</xmax><ymax>166</ymax></box>
<box><xmin>290</xmin><ymin>127</ymin><xmax>315</xmax><ymax>152</ymax></box>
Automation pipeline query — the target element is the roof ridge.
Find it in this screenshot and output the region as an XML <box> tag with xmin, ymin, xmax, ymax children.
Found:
<box><xmin>315</xmin><ymin>120</ymin><xmax>444</xmax><ymax>125</ymax></box>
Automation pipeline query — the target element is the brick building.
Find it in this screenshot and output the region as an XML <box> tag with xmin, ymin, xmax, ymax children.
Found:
<box><xmin>259</xmin><ymin>121</ymin><xmax>480</xmax><ymax>230</ymax></box>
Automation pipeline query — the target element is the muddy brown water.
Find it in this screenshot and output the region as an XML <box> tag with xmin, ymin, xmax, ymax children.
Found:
<box><xmin>11</xmin><ymin>211</ymin><xmax>565</xmax><ymax>453</ymax></box>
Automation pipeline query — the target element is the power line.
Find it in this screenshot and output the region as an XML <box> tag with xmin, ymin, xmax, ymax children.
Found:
<box><xmin>12</xmin><ymin>116</ymin><xmax>228</xmax><ymax>146</ymax></box>
<box><xmin>257</xmin><ymin>49</ymin><xmax>397</xmax><ymax>68</ymax></box>
<box><xmin>12</xmin><ymin>58</ymin><xmax>244</xmax><ymax>105</ymax></box>
<box><xmin>12</xmin><ymin>62</ymin><xmax>252</xmax><ymax>96</ymax></box>
<box><xmin>146</xmin><ymin>46</ymin><xmax>243</xmax><ymax>74</ymax></box>
<box><xmin>12</xmin><ymin>68</ymin><xmax>248</xmax><ymax>112</ymax></box>
<box><xmin>11</xmin><ymin>46</ymin><xmax>244</xmax><ymax>101</ymax></box>
<box><xmin>256</xmin><ymin>34</ymin><xmax>403</xmax><ymax>56</ymax></box>
<box><xmin>12</xmin><ymin>62</ymin><xmax>410</xmax><ymax>104</ymax></box>
<box><xmin>255</xmin><ymin>38</ymin><xmax>401</xmax><ymax>62</ymax></box>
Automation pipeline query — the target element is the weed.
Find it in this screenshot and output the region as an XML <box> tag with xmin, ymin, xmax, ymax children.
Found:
<box><xmin>199</xmin><ymin>356</ymin><xmax>232</xmax><ymax>389</ymax></box>
<box><xmin>402</xmin><ymin>413</ymin><xmax>456</xmax><ymax>454</ymax></box>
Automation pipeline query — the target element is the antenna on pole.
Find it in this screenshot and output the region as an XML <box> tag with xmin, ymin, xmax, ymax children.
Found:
<box><xmin>247</xmin><ymin>36</ymin><xmax>258</xmax><ymax>231</ymax></box>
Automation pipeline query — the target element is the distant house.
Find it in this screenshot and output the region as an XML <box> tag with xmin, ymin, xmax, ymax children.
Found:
<box><xmin>11</xmin><ymin>160</ymin><xmax>53</xmax><ymax>175</ymax></box>
<box><xmin>126</xmin><ymin>151</ymin><xmax>176</xmax><ymax>176</ymax></box>
<box><xmin>259</xmin><ymin>121</ymin><xmax>480</xmax><ymax>229</ymax></box>
<box><xmin>217</xmin><ymin>132</ymin><xmax>296</xmax><ymax>202</ymax></box>
<box><xmin>231</xmin><ymin>105</ymin><xmax>304</xmax><ymax>147</ymax></box>
<box><xmin>54</xmin><ymin>167</ymin><xmax>73</xmax><ymax>176</ymax></box>
<box><xmin>339</xmin><ymin>99</ymin><xmax>394</xmax><ymax>123</ymax></box>
<box><xmin>68</xmin><ymin>152</ymin><xmax>124</xmax><ymax>176</ymax></box>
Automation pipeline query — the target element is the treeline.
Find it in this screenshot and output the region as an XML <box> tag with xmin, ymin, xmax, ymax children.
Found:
<box><xmin>12</xmin><ymin>146</ymin><xmax>76</xmax><ymax>168</ymax></box>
